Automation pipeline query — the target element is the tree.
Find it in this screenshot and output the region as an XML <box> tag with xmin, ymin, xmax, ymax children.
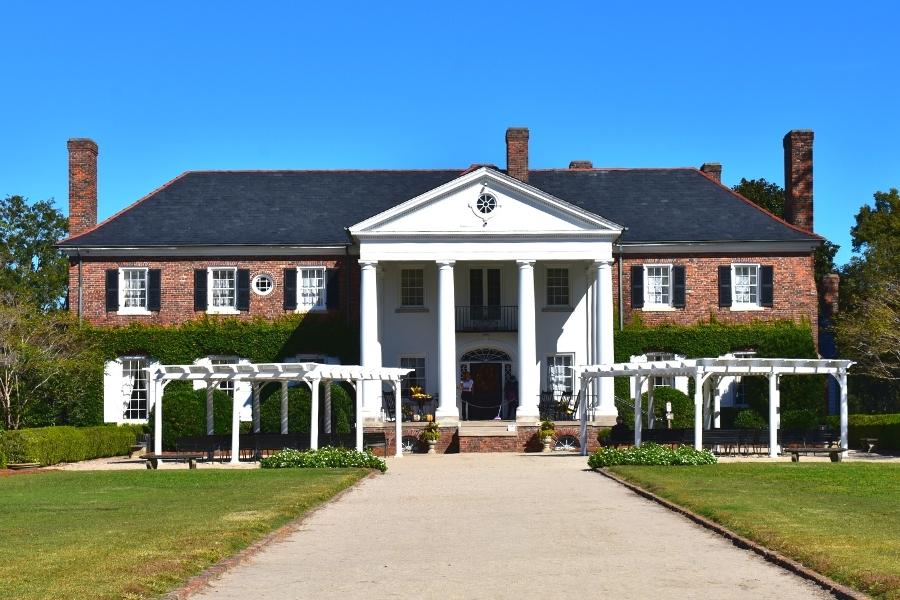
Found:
<box><xmin>834</xmin><ymin>189</ymin><xmax>900</xmax><ymax>382</ymax></box>
<box><xmin>0</xmin><ymin>195</ymin><xmax>69</xmax><ymax>311</ymax></box>
<box><xmin>732</xmin><ymin>178</ymin><xmax>839</xmax><ymax>284</ymax></box>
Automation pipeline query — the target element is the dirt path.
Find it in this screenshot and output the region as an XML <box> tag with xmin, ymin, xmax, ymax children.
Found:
<box><xmin>187</xmin><ymin>453</ymin><xmax>833</xmax><ymax>599</ymax></box>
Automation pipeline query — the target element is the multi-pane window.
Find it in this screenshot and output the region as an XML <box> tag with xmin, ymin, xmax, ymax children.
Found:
<box><xmin>210</xmin><ymin>357</ymin><xmax>236</xmax><ymax>397</ymax></box>
<box><xmin>400</xmin><ymin>269</ymin><xmax>424</xmax><ymax>307</ymax></box>
<box><xmin>733</xmin><ymin>264</ymin><xmax>759</xmax><ymax>306</ymax></box>
<box><xmin>122</xmin><ymin>358</ymin><xmax>148</xmax><ymax>420</ymax></box>
<box><xmin>732</xmin><ymin>351</ymin><xmax>757</xmax><ymax>406</ymax></box>
<box><xmin>645</xmin><ymin>265</ymin><xmax>671</xmax><ymax>306</ymax></box>
<box><xmin>547</xmin><ymin>354</ymin><xmax>574</xmax><ymax>394</ymax></box>
<box><xmin>646</xmin><ymin>352</ymin><xmax>675</xmax><ymax>388</ymax></box>
<box><xmin>210</xmin><ymin>268</ymin><xmax>237</xmax><ymax>309</ymax></box>
<box><xmin>120</xmin><ymin>268</ymin><xmax>148</xmax><ymax>311</ymax></box>
<box><xmin>299</xmin><ymin>267</ymin><xmax>326</xmax><ymax>310</ymax></box>
<box><xmin>546</xmin><ymin>268</ymin><xmax>570</xmax><ymax>306</ymax></box>
<box><xmin>400</xmin><ymin>356</ymin><xmax>426</xmax><ymax>395</ymax></box>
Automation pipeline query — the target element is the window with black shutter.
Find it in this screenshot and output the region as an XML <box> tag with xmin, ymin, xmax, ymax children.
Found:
<box><xmin>236</xmin><ymin>269</ymin><xmax>250</xmax><ymax>311</ymax></box>
<box><xmin>147</xmin><ymin>269</ymin><xmax>161</xmax><ymax>311</ymax></box>
<box><xmin>193</xmin><ymin>269</ymin><xmax>207</xmax><ymax>311</ymax></box>
<box><xmin>672</xmin><ymin>265</ymin><xmax>686</xmax><ymax>308</ymax></box>
<box><xmin>718</xmin><ymin>266</ymin><xmax>732</xmax><ymax>307</ymax></box>
<box><xmin>283</xmin><ymin>268</ymin><xmax>298</xmax><ymax>310</ymax></box>
<box><xmin>760</xmin><ymin>265</ymin><xmax>774</xmax><ymax>307</ymax></box>
<box><xmin>105</xmin><ymin>269</ymin><xmax>118</xmax><ymax>312</ymax></box>
<box><xmin>630</xmin><ymin>265</ymin><xmax>644</xmax><ymax>309</ymax></box>
<box><xmin>326</xmin><ymin>269</ymin><xmax>340</xmax><ymax>309</ymax></box>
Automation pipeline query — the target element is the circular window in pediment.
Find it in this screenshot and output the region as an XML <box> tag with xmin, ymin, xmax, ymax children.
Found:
<box><xmin>476</xmin><ymin>193</ymin><xmax>497</xmax><ymax>214</ymax></box>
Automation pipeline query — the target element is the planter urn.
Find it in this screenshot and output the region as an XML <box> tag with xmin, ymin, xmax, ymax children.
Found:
<box><xmin>542</xmin><ymin>436</ymin><xmax>553</xmax><ymax>453</ymax></box>
<box><xmin>427</xmin><ymin>440</ymin><xmax>437</xmax><ymax>454</ymax></box>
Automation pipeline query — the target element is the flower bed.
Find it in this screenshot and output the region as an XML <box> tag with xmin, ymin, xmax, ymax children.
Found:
<box><xmin>260</xmin><ymin>447</ymin><xmax>387</xmax><ymax>472</ymax></box>
<box><xmin>588</xmin><ymin>443</ymin><xmax>717</xmax><ymax>468</ymax></box>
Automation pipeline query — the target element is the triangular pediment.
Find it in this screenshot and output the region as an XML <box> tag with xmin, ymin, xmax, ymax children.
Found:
<box><xmin>349</xmin><ymin>168</ymin><xmax>623</xmax><ymax>237</ymax></box>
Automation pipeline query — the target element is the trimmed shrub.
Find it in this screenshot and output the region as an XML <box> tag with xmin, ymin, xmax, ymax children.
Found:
<box><xmin>259</xmin><ymin>383</ymin><xmax>352</xmax><ymax>434</ymax></box>
<box><xmin>825</xmin><ymin>413</ymin><xmax>900</xmax><ymax>452</ymax></box>
<box><xmin>260</xmin><ymin>447</ymin><xmax>387</xmax><ymax>472</ymax></box>
<box><xmin>587</xmin><ymin>443</ymin><xmax>717</xmax><ymax>468</ymax></box>
<box><xmin>0</xmin><ymin>425</ymin><xmax>140</xmax><ymax>466</ymax></box>
<box><xmin>148</xmin><ymin>382</ymin><xmax>234</xmax><ymax>450</ymax></box>
<box><xmin>780</xmin><ymin>409</ymin><xmax>820</xmax><ymax>431</ymax></box>
<box><xmin>615</xmin><ymin>387</ymin><xmax>693</xmax><ymax>429</ymax></box>
<box><xmin>734</xmin><ymin>409</ymin><xmax>766</xmax><ymax>429</ymax></box>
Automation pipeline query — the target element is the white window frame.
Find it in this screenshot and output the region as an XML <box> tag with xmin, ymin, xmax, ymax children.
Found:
<box><xmin>645</xmin><ymin>351</ymin><xmax>676</xmax><ymax>388</ymax></box>
<box><xmin>209</xmin><ymin>355</ymin><xmax>238</xmax><ymax>398</ymax></box>
<box><xmin>297</xmin><ymin>266</ymin><xmax>327</xmax><ymax>312</ymax></box>
<box><xmin>643</xmin><ymin>264</ymin><xmax>674</xmax><ymax>311</ymax></box>
<box><xmin>252</xmin><ymin>273</ymin><xmax>275</xmax><ymax>296</ymax></box>
<box><xmin>118</xmin><ymin>268</ymin><xmax>150</xmax><ymax>315</ymax></box>
<box><xmin>731</xmin><ymin>263</ymin><xmax>763</xmax><ymax>310</ymax></box>
<box><xmin>731</xmin><ymin>350</ymin><xmax>757</xmax><ymax>407</ymax></box>
<box><xmin>207</xmin><ymin>267</ymin><xmax>239</xmax><ymax>314</ymax></box>
<box><xmin>399</xmin><ymin>355</ymin><xmax>427</xmax><ymax>395</ymax></box>
<box><xmin>121</xmin><ymin>356</ymin><xmax>149</xmax><ymax>422</ymax></box>
<box><xmin>547</xmin><ymin>354</ymin><xmax>575</xmax><ymax>394</ymax></box>
<box><xmin>399</xmin><ymin>267</ymin><xmax>425</xmax><ymax>307</ymax></box>
<box><xmin>545</xmin><ymin>266</ymin><xmax>571</xmax><ymax>308</ymax></box>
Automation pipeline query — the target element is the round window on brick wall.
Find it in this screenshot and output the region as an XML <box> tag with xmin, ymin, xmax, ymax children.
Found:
<box><xmin>252</xmin><ymin>274</ymin><xmax>274</xmax><ymax>296</ymax></box>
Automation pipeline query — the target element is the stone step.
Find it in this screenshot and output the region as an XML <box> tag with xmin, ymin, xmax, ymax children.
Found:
<box><xmin>458</xmin><ymin>421</ymin><xmax>518</xmax><ymax>437</ymax></box>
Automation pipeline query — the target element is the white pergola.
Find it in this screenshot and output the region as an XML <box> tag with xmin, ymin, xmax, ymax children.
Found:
<box><xmin>147</xmin><ymin>362</ymin><xmax>412</xmax><ymax>462</ymax></box>
<box><xmin>576</xmin><ymin>357</ymin><xmax>854</xmax><ymax>457</ymax></box>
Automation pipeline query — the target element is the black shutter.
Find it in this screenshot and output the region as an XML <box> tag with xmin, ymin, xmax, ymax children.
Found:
<box><xmin>326</xmin><ymin>268</ymin><xmax>340</xmax><ymax>309</ymax></box>
<box><xmin>718</xmin><ymin>266</ymin><xmax>732</xmax><ymax>307</ymax></box>
<box><xmin>672</xmin><ymin>265</ymin><xmax>686</xmax><ymax>308</ymax></box>
<box><xmin>760</xmin><ymin>265</ymin><xmax>774</xmax><ymax>307</ymax></box>
<box><xmin>630</xmin><ymin>265</ymin><xmax>644</xmax><ymax>309</ymax></box>
<box><xmin>105</xmin><ymin>269</ymin><xmax>118</xmax><ymax>312</ymax></box>
<box><xmin>147</xmin><ymin>269</ymin><xmax>161</xmax><ymax>311</ymax></box>
<box><xmin>283</xmin><ymin>269</ymin><xmax>297</xmax><ymax>310</ymax></box>
<box><xmin>193</xmin><ymin>269</ymin><xmax>207</xmax><ymax>311</ymax></box>
<box><xmin>236</xmin><ymin>269</ymin><xmax>250</xmax><ymax>311</ymax></box>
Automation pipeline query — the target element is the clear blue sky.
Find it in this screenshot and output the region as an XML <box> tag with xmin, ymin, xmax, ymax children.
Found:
<box><xmin>1</xmin><ymin>1</ymin><xmax>897</xmax><ymax>265</ymax></box>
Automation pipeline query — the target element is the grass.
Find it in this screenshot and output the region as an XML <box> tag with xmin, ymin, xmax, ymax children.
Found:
<box><xmin>0</xmin><ymin>468</ymin><xmax>368</xmax><ymax>600</ymax></box>
<box><xmin>607</xmin><ymin>463</ymin><xmax>900</xmax><ymax>599</ymax></box>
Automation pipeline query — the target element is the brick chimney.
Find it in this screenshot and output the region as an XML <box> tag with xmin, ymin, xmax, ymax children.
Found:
<box><xmin>505</xmin><ymin>127</ymin><xmax>529</xmax><ymax>183</ymax></box>
<box><xmin>67</xmin><ymin>138</ymin><xmax>98</xmax><ymax>237</ymax></box>
<box><xmin>783</xmin><ymin>130</ymin><xmax>814</xmax><ymax>232</ymax></box>
<box><xmin>700</xmin><ymin>162</ymin><xmax>722</xmax><ymax>183</ymax></box>
<box><xmin>569</xmin><ymin>160</ymin><xmax>593</xmax><ymax>169</ymax></box>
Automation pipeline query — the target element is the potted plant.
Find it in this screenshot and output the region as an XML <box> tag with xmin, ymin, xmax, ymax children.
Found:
<box><xmin>422</xmin><ymin>421</ymin><xmax>441</xmax><ymax>454</ymax></box>
<box><xmin>539</xmin><ymin>420</ymin><xmax>555</xmax><ymax>452</ymax></box>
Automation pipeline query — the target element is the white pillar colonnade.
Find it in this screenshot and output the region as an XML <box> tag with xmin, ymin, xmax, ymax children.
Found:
<box><xmin>359</xmin><ymin>260</ymin><xmax>382</xmax><ymax>419</ymax></box>
<box><xmin>435</xmin><ymin>260</ymin><xmax>458</xmax><ymax>421</ymax></box>
<box><xmin>516</xmin><ymin>260</ymin><xmax>539</xmax><ymax>420</ymax></box>
<box><xmin>594</xmin><ymin>259</ymin><xmax>615</xmax><ymax>416</ymax></box>
<box><xmin>768</xmin><ymin>373</ymin><xmax>780</xmax><ymax>458</ymax></box>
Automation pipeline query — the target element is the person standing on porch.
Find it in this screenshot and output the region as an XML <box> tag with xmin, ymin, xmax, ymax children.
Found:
<box><xmin>460</xmin><ymin>371</ymin><xmax>475</xmax><ymax>418</ymax></box>
<box><xmin>504</xmin><ymin>374</ymin><xmax>518</xmax><ymax>420</ymax></box>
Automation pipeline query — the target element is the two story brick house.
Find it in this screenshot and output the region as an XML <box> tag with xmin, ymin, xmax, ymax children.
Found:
<box><xmin>58</xmin><ymin>129</ymin><xmax>821</xmax><ymax>428</ymax></box>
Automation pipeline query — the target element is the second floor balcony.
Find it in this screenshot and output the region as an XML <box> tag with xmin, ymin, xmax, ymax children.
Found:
<box><xmin>455</xmin><ymin>305</ymin><xmax>518</xmax><ymax>332</ymax></box>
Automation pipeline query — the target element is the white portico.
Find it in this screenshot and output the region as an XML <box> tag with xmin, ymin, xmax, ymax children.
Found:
<box><xmin>349</xmin><ymin>167</ymin><xmax>623</xmax><ymax>424</ymax></box>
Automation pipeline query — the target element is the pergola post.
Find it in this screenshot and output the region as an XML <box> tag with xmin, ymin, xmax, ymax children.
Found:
<box><xmin>838</xmin><ymin>371</ymin><xmax>849</xmax><ymax>449</ymax></box>
<box><xmin>393</xmin><ymin>379</ymin><xmax>403</xmax><ymax>457</ymax></box>
<box><xmin>703</xmin><ymin>378</ymin><xmax>712</xmax><ymax>430</ymax></box>
<box><xmin>693</xmin><ymin>373</ymin><xmax>703</xmax><ymax>450</ymax></box>
<box><xmin>152</xmin><ymin>374</ymin><xmax>163</xmax><ymax>455</ymax></box>
<box><xmin>230</xmin><ymin>388</ymin><xmax>240</xmax><ymax>464</ymax></box>
<box><xmin>647</xmin><ymin>378</ymin><xmax>655</xmax><ymax>429</ymax></box>
<box><xmin>251</xmin><ymin>383</ymin><xmax>260</xmax><ymax>434</ymax></box>
<box><xmin>712</xmin><ymin>376</ymin><xmax>721</xmax><ymax>429</ymax></box>
<box><xmin>280</xmin><ymin>381</ymin><xmax>289</xmax><ymax>435</ymax></box>
<box><xmin>310</xmin><ymin>378</ymin><xmax>320</xmax><ymax>450</ymax></box>
<box><xmin>355</xmin><ymin>378</ymin><xmax>364</xmax><ymax>451</ymax></box>
<box><xmin>206</xmin><ymin>382</ymin><xmax>214</xmax><ymax>435</ymax></box>
<box><xmin>768</xmin><ymin>373</ymin><xmax>780</xmax><ymax>458</ymax></box>
<box><xmin>323</xmin><ymin>380</ymin><xmax>332</xmax><ymax>435</ymax></box>
<box><xmin>633</xmin><ymin>374</ymin><xmax>642</xmax><ymax>446</ymax></box>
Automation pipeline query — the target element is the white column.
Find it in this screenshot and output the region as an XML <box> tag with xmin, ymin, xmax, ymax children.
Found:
<box><xmin>838</xmin><ymin>372</ymin><xmax>849</xmax><ymax>449</ymax></box>
<box><xmin>693</xmin><ymin>374</ymin><xmax>703</xmax><ymax>450</ymax></box>
<box><xmin>359</xmin><ymin>260</ymin><xmax>382</xmax><ymax>419</ymax></box>
<box><xmin>323</xmin><ymin>381</ymin><xmax>332</xmax><ymax>434</ymax></box>
<box><xmin>647</xmin><ymin>379</ymin><xmax>655</xmax><ymax>429</ymax></box>
<box><xmin>230</xmin><ymin>386</ymin><xmax>240</xmax><ymax>464</ymax></box>
<box><xmin>309</xmin><ymin>378</ymin><xmax>320</xmax><ymax>450</ymax></box>
<box><xmin>769</xmin><ymin>373</ymin><xmax>780</xmax><ymax>458</ymax></box>
<box><xmin>633</xmin><ymin>375</ymin><xmax>642</xmax><ymax>446</ymax></box>
<box><xmin>280</xmin><ymin>381</ymin><xmax>289</xmax><ymax>435</ymax></box>
<box><xmin>393</xmin><ymin>379</ymin><xmax>403</xmax><ymax>457</ymax></box>
<box><xmin>435</xmin><ymin>260</ymin><xmax>459</xmax><ymax>421</ymax></box>
<box><xmin>516</xmin><ymin>260</ymin><xmax>539</xmax><ymax>420</ymax></box>
<box><xmin>355</xmin><ymin>379</ymin><xmax>364</xmax><ymax>451</ymax></box>
<box><xmin>206</xmin><ymin>383</ymin><xmax>214</xmax><ymax>435</ymax></box>
<box><xmin>152</xmin><ymin>376</ymin><xmax>163</xmax><ymax>455</ymax></box>
<box><xmin>712</xmin><ymin>376</ymin><xmax>721</xmax><ymax>429</ymax></box>
<box><xmin>251</xmin><ymin>383</ymin><xmax>260</xmax><ymax>434</ymax></box>
<box><xmin>703</xmin><ymin>379</ymin><xmax>712</xmax><ymax>430</ymax></box>
<box><xmin>595</xmin><ymin>260</ymin><xmax>616</xmax><ymax>416</ymax></box>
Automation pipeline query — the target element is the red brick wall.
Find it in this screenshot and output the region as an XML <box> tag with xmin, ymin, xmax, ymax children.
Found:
<box><xmin>69</xmin><ymin>255</ymin><xmax>357</xmax><ymax>326</ymax></box>
<box><xmin>611</xmin><ymin>253</ymin><xmax>818</xmax><ymax>341</ymax></box>
<box><xmin>369</xmin><ymin>424</ymin><xmax>605</xmax><ymax>454</ymax></box>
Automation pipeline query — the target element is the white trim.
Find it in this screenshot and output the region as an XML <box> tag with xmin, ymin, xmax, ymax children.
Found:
<box><xmin>206</xmin><ymin>266</ymin><xmax>239</xmax><ymax>314</ymax></box>
<box><xmin>544</xmin><ymin>264</ymin><xmax>571</xmax><ymax>308</ymax></box>
<box><xmin>117</xmin><ymin>267</ymin><xmax>151</xmax><ymax>315</ymax></box>
<box><xmin>251</xmin><ymin>273</ymin><xmax>275</xmax><ymax>296</ymax></box>
<box><xmin>296</xmin><ymin>265</ymin><xmax>328</xmax><ymax>313</ymax></box>
<box><xmin>731</xmin><ymin>263</ymin><xmax>761</xmax><ymax>310</ymax></box>
<box><xmin>398</xmin><ymin>266</ymin><xmax>426</xmax><ymax>308</ymax></box>
<box><xmin>642</xmin><ymin>263</ymin><xmax>673</xmax><ymax>310</ymax></box>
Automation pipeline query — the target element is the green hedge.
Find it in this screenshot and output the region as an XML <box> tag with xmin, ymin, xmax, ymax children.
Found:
<box><xmin>259</xmin><ymin>383</ymin><xmax>352</xmax><ymax>434</ymax></box>
<box><xmin>825</xmin><ymin>413</ymin><xmax>900</xmax><ymax>452</ymax></box>
<box><xmin>0</xmin><ymin>425</ymin><xmax>142</xmax><ymax>466</ymax></box>
<box><xmin>149</xmin><ymin>382</ymin><xmax>235</xmax><ymax>450</ymax></box>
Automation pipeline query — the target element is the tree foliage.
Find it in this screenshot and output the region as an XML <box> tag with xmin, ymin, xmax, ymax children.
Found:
<box><xmin>0</xmin><ymin>195</ymin><xmax>69</xmax><ymax>311</ymax></box>
<box><xmin>835</xmin><ymin>189</ymin><xmax>900</xmax><ymax>381</ymax></box>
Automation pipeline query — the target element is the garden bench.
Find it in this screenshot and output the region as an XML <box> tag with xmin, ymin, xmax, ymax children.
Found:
<box><xmin>141</xmin><ymin>453</ymin><xmax>205</xmax><ymax>469</ymax></box>
<box><xmin>785</xmin><ymin>447</ymin><xmax>848</xmax><ymax>463</ymax></box>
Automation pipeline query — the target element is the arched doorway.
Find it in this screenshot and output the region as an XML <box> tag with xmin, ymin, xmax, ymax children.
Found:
<box><xmin>460</xmin><ymin>348</ymin><xmax>513</xmax><ymax>420</ymax></box>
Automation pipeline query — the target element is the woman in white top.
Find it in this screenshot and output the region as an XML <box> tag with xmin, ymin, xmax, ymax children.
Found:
<box><xmin>460</xmin><ymin>371</ymin><xmax>475</xmax><ymax>413</ymax></box>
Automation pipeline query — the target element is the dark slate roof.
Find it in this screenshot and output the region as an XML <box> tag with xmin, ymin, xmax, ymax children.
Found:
<box><xmin>59</xmin><ymin>168</ymin><xmax>818</xmax><ymax>248</ymax></box>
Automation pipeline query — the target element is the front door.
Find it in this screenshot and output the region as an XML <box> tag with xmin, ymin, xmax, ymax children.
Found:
<box><xmin>467</xmin><ymin>362</ymin><xmax>502</xmax><ymax>420</ymax></box>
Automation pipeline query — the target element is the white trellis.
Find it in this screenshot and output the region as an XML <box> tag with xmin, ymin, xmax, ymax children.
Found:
<box><xmin>576</xmin><ymin>358</ymin><xmax>854</xmax><ymax>457</ymax></box>
<box><xmin>147</xmin><ymin>362</ymin><xmax>412</xmax><ymax>462</ymax></box>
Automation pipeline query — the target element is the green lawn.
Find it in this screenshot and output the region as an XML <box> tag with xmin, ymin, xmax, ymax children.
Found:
<box><xmin>608</xmin><ymin>463</ymin><xmax>900</xmax><ymax>599</ymax></box>
<box><xmin>0</xmin><ymin>468</ymin><xmax>368</xmax><ymax>600</ymax></box>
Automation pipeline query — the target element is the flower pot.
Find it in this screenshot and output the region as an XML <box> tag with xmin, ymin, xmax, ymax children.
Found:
<box><xmin>427</xmin><ymin>440</ymin><xmax>437</xmax><ymax>454</ymax></box>
<box><xmin>542</xmin><ymin>436</ymin><xmax>553</xmax><ymax>453</ymax></box>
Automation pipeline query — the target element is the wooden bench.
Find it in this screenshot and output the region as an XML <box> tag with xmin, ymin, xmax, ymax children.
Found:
<box><xmin>785</xmin><ymin>447</ymin><xmax>848</xmax><ymax>462</ymax></box>
<box><xmin>141</xmin><ymin>453</ymin><xmax>205</xmax><ymax>469</ymax></box>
